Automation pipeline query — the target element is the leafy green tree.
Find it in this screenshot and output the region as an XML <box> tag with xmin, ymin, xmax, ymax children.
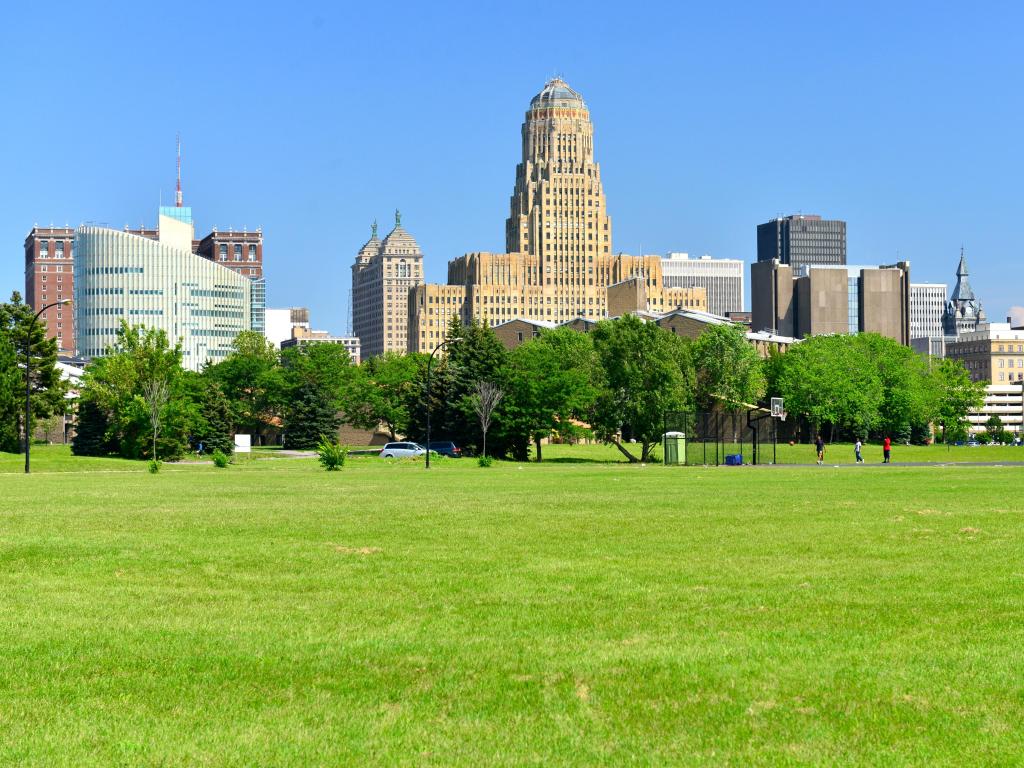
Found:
<box><xmin>343</xmin><ymin>351</ymin><xmax>423</xmax><ymax>441</ymax></box>
<box><xmin>772</xmin><ymin>335</ymin><xmax>882</xmax><ymax>439</ymax></box>
<box><xmin>0</xmin><ymin>291</ymin><xmax>67</xmax><ymax>449</ymax></box>
<box><xmin>692</xmin><ymin>323</ymin><xmax>765</xmax><ymax>411</ymax></box>
<box><xmin>590</xmin><ymin>315</ymin><xmax>693</xmax><ymax>462</ymax></box>
<box><xmin>280</xmin><ymin>343</ymin><xmax>352</xmax><ymax>449</ymax></box>
<box><xmin>930</xmin><ymin>358</ymin><xmax>985</xmax><ymax>443</ymax></box>
<box><xmin>205</xmin><ymin>331</ymin><xmax>284</xmax><ymax>438</ymax></box>
<box><xmin>854</xmin><ymin>334</ymin><xmax>933</xmax><ymax>441</ymax></box>
<box><xmin>504</xmin><ymin>329</ymin><xmax>598</xmax><ymax>461</ymax></box>
<box><xmin>73</xmin><ymin>322</ymin><xmax>191</xmax><ymax>460</ymax></box>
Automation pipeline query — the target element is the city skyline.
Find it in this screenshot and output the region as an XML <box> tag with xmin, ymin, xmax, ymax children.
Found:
<box><xmin>3</xmin><ymin>1</ymin><xmax>1022</xmax><ymax>336</ymax></box>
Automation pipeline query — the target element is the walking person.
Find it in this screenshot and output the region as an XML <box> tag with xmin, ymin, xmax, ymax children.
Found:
<box><xmin>855</xmin><ymin>438</ymin><xmax>863</xmax><ymax>464</ymax></box>
<box><xmin>883</xmin><ymin>436</ymin><xmax>891</xmax><ymax>463</ymax></box>
<box><xmin>815</xmin><ymin>434</ymin><xmax>825</xmax><ymax>465</ymax></box>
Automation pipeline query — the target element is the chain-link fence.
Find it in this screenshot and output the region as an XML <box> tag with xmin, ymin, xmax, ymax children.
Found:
<box><xmin>663</xmin><ymin>410</ymin><xmax>779</xmax><ymax>465</ymax></box>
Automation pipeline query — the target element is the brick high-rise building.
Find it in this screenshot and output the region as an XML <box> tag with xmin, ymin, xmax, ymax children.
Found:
<box><xmin>408</xmin><ymin>78</ymin><xmax>694</xmax><ymax>353</ymax></box>
<box><xmin>24</xmin><ymin>226</ymin><xmax>76</xmax><ymax>354</ymax></box>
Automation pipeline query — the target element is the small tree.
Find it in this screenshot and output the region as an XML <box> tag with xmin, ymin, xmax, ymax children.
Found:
<box><xmin>473</xmin><ymin>380</ymin><xmax>504</xmax><ymax>459</ymax></box>
<box><xmin>142</xmin><ymin>375</ymin><xmax>170</xmax><ymax>462</ymax></box>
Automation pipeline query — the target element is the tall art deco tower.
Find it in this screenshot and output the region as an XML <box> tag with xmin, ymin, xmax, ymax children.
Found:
<box><xmin>405</xmin><ymin>79</ymin><xmax>699</xmax><ymax>353</ymax></box>
<box><xmin>505</xmin><ymin>78</ymin><xmax>613</xmax><ymax>315</ymax></box>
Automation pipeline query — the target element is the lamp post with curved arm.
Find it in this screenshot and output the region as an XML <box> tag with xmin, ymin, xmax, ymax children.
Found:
<box><xmin>24</xmin><ymin>299</ymin><xmax>71</xmax><ymax>474</ymax></box>
<box><xmin>425</xmin><ymin>336</ymin><xmax>461</xmax><ymax>470</ymax></box>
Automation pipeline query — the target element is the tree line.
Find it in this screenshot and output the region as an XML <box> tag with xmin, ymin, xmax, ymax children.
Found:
<box><xmin>0</xmin><ymin>304</ymin><xmax>987</xmax><ymax>462</ymax></box>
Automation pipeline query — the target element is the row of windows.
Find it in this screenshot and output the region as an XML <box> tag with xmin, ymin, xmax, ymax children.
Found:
<box><xmin>189</xmin><ymin>309</ymin><xmax>244</xmax><ymax>318</ymax></box>
<box><xmin>84</xmin><ymin>267</ymin><xmax>144</xmax><ymax>275</ymax></box>
<box><xmin>130</xmin><ymin>289</ymin><xmax>163</xmax><ymax>295</ymax></box>
<box><xmin>190</xmin><ymin>288</ymin><xmax>244</xmax><ymax>298</ymax></box>
<box><xmin>83</xmin><ymin>287</ymin><xmax>123</xmax><ymax>296</ymax></box>
<box><xmin>217</xmin><ymin>244</ymin><xmax>258</xmax><ymax>261</ymax></box>
<box><xmin>38</xmin><ymin>265</ymin><xmax>70</xmax><ymax>272</ymax></box>
<box><xmin>38</xmin><ymin>243</ymin><xmax>71</xmax><ymax>258</ymax></box>
<box><xmin>128</xmin><ymin>309</ymin><xmax>164</xmax><ymax>316</ymax></box>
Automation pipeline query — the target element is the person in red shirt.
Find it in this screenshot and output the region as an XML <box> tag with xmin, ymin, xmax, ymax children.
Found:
<box><xmin>883</xmin><ymin>436</ymin><xmax>892</xmax><ymax>463</ymax></box>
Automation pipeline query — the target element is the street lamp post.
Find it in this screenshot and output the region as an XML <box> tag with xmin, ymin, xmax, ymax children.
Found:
<box><xmin>24</xmin><ymin>299</ymin><xmax>71</xmax><ymax>474</ymax></box>
<box><xmin>425</xmin><ymin>336</ymin><xmax>461</xmax><ymax>470</ymax></box>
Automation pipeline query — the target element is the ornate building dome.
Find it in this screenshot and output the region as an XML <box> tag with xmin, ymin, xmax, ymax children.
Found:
<box><xmin>529</xmin><ymin>77</ymin><xmax>586</xmax><ymax>110</ymax></box>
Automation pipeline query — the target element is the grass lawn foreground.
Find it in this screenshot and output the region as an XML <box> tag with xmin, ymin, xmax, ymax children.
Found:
<box><xmin>1</xmin><ymin>446</ymin><xmax>1023</xmax><ymax>765</ymax></box>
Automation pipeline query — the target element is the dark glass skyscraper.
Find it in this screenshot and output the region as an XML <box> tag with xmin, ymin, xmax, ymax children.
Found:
<box><xmin>757</xmin><ymin>214</ymin><xmax>846</xmax><ymax>269</ymax></box>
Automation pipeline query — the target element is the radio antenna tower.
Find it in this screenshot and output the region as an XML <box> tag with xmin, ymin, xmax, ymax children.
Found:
<box><xmin>175</xmin><ymin>133</ymin><xmax>183</xmax><ymax>207</ymax></box>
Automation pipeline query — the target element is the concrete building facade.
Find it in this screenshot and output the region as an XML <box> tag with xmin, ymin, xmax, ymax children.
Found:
<box><xmin>661</xmin><ymin>252</ymin><xmax>744</xmax><ymax>317</ymax></box>
<box><xmin>74</xmin><ymin>211</ymin><xmax>251</xmax><ymax>370</ymax></box>
<box><xmin>24</xmin><ymin>226</ymin><xmax>76</xmax><ymax>354</ymax></box>
<box><xmin>757</xmin><ymin>214</ymin><xmax>846</xmax><ymax>269</ymax></box>
<box><xmin>407</xmin><ymin>78</ymin><xmax>691</xmax><ymax>353</ymax></box>
<box><xmin>751</xmin><ymin>259</ymin><xmax>910</xmax><ymax>343</ymax></box>
<box><xmin>351</xmin><ymin>216</ymin><xmax>424</xmax><ymax>358</ymax></box>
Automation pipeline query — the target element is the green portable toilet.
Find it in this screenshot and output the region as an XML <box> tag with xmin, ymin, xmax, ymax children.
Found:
<box><xmin>663</xmin><ymin>431</ymin><xmax>686</xmax><ymax>465</ymax></box>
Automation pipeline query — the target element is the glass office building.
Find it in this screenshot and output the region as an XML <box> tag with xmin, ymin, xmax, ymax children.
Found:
<box><xmin>74</xmin><ymin>214</ymin><xmax>251</xmax><ymax>370</ymax></box>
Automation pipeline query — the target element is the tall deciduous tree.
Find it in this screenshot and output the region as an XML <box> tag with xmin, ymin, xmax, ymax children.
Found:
<box><xmin>692</xmin><ymin>323</ymin><xmax>765</xmax><ymax>411</ymax></box>
<box><xmin>929</xmin><ymin>358</ymin><xmax>985</xmax><ymax>443</ymax></box>
<box><xmin>473</xmin><ymin>380</ymin><xmax>504</xmax><ymax>459</ymax></box>
<box><xmin>590</xmin><ymin>315</ymin><xmax>694</xmax><ymax>462</ymax></box>
<box><xmin>343</xmin><ymin>351</ymin><xmax>423</xmax><ymax>441</ymax></box>
<box><xmin>205</xmin><ymin>331</ymin><xmax>284</xmax><ymax>438</ymax></box>
<box><xmin>73</xmin><ymin>322</ymin><xmax>191</xmax><ymax>460</ymax></box>
<box><xmin>504</xmin><ymin>329</ymin><xmax>598</xmax><ymax>461</ymax></box>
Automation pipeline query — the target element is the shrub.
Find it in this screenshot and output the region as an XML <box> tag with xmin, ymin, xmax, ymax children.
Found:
<box><xmin>477</xmin><ymin>455</ymin><xmax>494</xmax><ymax>468</ymax></box>
<box><xmin>148</xmin><ymin>459</ymin><xmax>161</xmax><ymax>474</ymax></box>
<box><xmin>317</xmin><ymin>436</ymin><xmax>347</xmax><ymax>471</ymax></box>
<box><xmin>211</xmin><ymin>449</ymin><xmax>229</xmax><ymax>468</ymax></box>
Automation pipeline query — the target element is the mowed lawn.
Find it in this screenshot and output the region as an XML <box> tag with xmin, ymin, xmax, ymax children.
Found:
<box><xmin>1</xmin><ymin>449</ymin><xmax>1023</xmax><ymax>765</ymax></box>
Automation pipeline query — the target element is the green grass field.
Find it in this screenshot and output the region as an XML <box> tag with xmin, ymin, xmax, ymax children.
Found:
<box><xmin>2</xmin><ymin>446</ymin><xmax>1023</xmax><ymax>765</ymax></box>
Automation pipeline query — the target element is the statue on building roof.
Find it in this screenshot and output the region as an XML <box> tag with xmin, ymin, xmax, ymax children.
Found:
<box><xmin>395</xmin><ymin>209</ymin><xmax>402</xmax><ymax>227</ymax></box>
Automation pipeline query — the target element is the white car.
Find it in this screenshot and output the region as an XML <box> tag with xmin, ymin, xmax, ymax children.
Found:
<box><xmin>379</xmin><ymin>442</ymin><xmax>426</xmax><ymax>459</ymax></box>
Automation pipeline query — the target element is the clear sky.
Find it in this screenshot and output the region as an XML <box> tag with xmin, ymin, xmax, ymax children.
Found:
<box><xmin>3</xmin><ymin>0</ymin><xmax>1022</xmax><ymax>331</ymax></box>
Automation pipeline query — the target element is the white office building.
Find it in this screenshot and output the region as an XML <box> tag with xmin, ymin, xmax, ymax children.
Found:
<box><xmin>74</xmin><ymin>211</ymin><xmax>251</xmax><ymax>370</ymax></box>
<box><xmin>264</xmin><ymin>307</ymin><xmax>311</xmax><ymax>348</ymax></box>
<box><xmin>909</xmin><ymin>283</ymin><xmax>947</xmax><ymax>340</ymax></box>
<box><xmin>661</xmin><ymin>253</ymin><xmax>744</xmax><ymax>317</ymax></box>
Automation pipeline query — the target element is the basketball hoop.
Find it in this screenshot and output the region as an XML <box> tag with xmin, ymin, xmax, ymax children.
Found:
<box><xmin>771</xmin><ymin>397</ymin><xmax>784</xmax><ymax>418</ymax></box>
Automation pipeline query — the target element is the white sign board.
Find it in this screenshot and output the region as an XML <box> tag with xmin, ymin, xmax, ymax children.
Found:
<box><xmin>234</xmin><ymin>434</ymin><xmax>252</xmax><ymax>453</ymax></box>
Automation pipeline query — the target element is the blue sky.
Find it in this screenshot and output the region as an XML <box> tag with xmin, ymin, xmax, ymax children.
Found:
<box><xmin>3</xmin><ymin>1</ymin><xmax>1022</xmax><ymax>331</ymax></box>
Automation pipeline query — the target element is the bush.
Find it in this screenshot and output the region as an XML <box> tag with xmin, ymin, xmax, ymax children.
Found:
<box><xmin>317</xmin><ymin>436</ymin><xmax>347</xmax><ymax>471</ymax></box>
<box><xmin>211</xmin><ymin>449</ymin><xmax>229</xmax><ymax>468</ymax></box>
<box><xmin>148</xmin><ymin>459</ymin><xmax>161</xmax><ymax>474</ymax></box>
<box><xmin>477</xmin><ymin>455</ymin><xmax>494</xmax><ymax>468</ymax></box>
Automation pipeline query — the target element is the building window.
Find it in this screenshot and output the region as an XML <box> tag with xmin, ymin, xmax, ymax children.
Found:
<box><xmin>219</xmin><ymin>244</ymin><xmax>227</xmax><ymax>261</ymax></box>
<box><xmin>39</xmin><ymin>241</ymin><xmax>49</xmax><ymax>258</ymax></box>
<box><xmin>234</xmin><ymin>244</ymin><xmax>242</xmax><ymax>261</ymax></box>
<box><xmin>248</xmin><ymin>244</ymin><xmax>257</xmax><ymax>261</ymax></box>
<box><xmin>55</xmin><ymin>242</ymin><xmax>64</xmax><ymax>258</ymax></box>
